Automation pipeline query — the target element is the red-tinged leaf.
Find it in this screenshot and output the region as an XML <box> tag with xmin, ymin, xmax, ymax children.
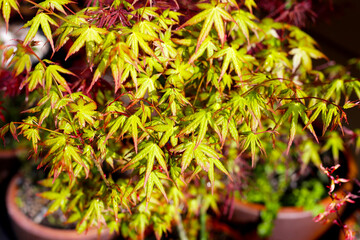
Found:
<box><xmin>105</xmin><ymin>116</ymin><xmax>126</xmax><ymax>142</ymax></box>
<box><xmin>152</xmin><ymin>143</ymin><xmax>169</xmax><ymax>177</ymax></box>
<box><xmin>44</xmin><ymin>135</ymin><xmax>66</xmax><ymax>155</ymax></box>
<box><xmin>39</xmin><ymin>107</ymin><xmax>51</xmax><ymax>125</ymax></box>
<box><xmin>153</xmin><ymin>172</ymin><xmax>168</xmax><ymax>202</ymax></box>
<box><xmin>22</xmin><ymin>128</ymin><xmax>40</xmax><ymax>153</ymax></box>
<box><xmin>0</xmin><ymin>124</ymin><xmax>9</xmax><ymax>143</ymax></box>
<box><xmin>212</xmin><ymin>158</ymin><xmax>232</xmax><ymax>181</ymax></box>
<box><xmin>286</xmin><ymin>118</ymin><xmax>297</xmax><ymax>155</ymax></box>
<box><xmin>194</xmin><ymin>148</ymin><xmax>209</xmax><ymax>171</ymax></box>
<box><xmin>9</xmin><ymin>122</ymin><xmax>18</xmax><ymax>141</ymax></box>
<box><xmin>244</xmin><ymin>0</ymin><xmax>256</xmax><ymax>13</ymax></box>
<box><xmin>23</xmin><ymin>13</ymin><xmax>58</xmax><ymax>50</ymax></box>
<box><xmin>45</xmin><ymin>64</ymin><xmax>75</xmax><ymax>94</ymax></box>
<box><xmin>144</xmin><ymin>149</ymin><xmax>155</xmax><ymax>187</ymax></box>
<box><xmin>122</xmin><ymin>142</ymin><xmax>152</xmax><ymax>172</ymax></box>
<box><xmin>64</xmin><ymin>145</ymin><xmax>89</xmax><ymax>178</ymax></box>
<box><xmin>179</xmin><ymin>3</ymin><xmax>233</xmax><ymax>52</ymax></box>
<box><xmin>178</xmin><ymin>110</ymin><xmax>206</xmax><ymax>137</ymax></box>
<box><xmin>181</xmin><ymin>142</ymin><xmax>195</xmax><ymax>172</ymax></box>
<box><xmin>38</xmin><ymin>0</ymin><xmax>72</xmax><ymax>15</ymax></box>
<box><xmin>66</xmin><ymin>25</ymin><xmax>106</xmax><ymax>60</ymax></box>
<box><xmin>212</xmin><ymin>6</ymin><xmax>232</xmax><ymax>46</ymax></box>
<box><xmin>69</xmin><ymin>98</ymin><xmax>97</xmax><ymax>128</ymax></box>
<box><xmin>196</xmin><ymin>9</ymin><xmax>215</xmax><ymax>51</ymax></box>
<box><xmin>1</xmin><ymin>0</ymin><xmax>20</xmax><ymax>31</ymax></box>
<box><xmin>26</xmin><ymin>63</ymin><xmax>45</xmax><ymax>92</ymax></box>
<box><xmin>188</xmin><ymin>37</ymin><xmax>217</xmax><ymax>64</ymax></box>
<box><xmin>120</xmin><ymin>115</ymin><xmax>146</xmax><ymax>153</ymax></box>
<box><xmin>197</xmin><ymin>143</ymin><xmax>222</xmax><ymax>159</ymax></box>
<box><xmin>343</xmin><ymin>101</ymin><xmax>359</xmax><ymax>109</ymax></box>
<box><xmin>124</xmin><ymin>24</ymin><xmax>158</xmax><ymax>58</ymax></box>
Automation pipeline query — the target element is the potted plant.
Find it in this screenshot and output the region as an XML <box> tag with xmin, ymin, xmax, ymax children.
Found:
<box><xmin>223</xmin><ymin>130</ymin><xmax>358</xmax><ymax>240</ymax></box>
<box><xmin>1</xmin><ymin>0</ymin><xmax>359</xmax><ymax>239</ymax></box>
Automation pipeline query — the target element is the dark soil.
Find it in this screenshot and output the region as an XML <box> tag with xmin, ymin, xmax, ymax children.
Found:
<box><xmin>16</xmin><ymin>174</ymin><xmax>76</xmax><ymax>229</ymax></box>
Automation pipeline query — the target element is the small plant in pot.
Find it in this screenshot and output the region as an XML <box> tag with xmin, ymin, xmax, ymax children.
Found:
<box><xmin>224</xmin><ymin>127</ymin><xmax>358</xmax><ymax>239</ymax></box>
<box><xmin>1</xmin><ymin>0</ymin><xmax>359</xmax><ymax>239</ymax></box>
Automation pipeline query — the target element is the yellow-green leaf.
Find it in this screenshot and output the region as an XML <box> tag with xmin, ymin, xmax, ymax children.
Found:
<box><xmin>23</xmin><ymin>13</ymin><xmax>58</xmax><ymax>51</ymax></box>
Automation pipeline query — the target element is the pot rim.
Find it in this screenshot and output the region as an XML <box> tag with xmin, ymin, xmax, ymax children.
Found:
<box><xmin>5</xmin><ymin>173</ymin><xmax>107</xmax><ymax>239</ymax></box>
<box><xmin>232</xmin><ymin>149</ymin><xmax>358</xmax><ymax>218</ymax></box>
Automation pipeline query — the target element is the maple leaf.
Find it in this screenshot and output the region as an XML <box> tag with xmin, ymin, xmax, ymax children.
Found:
<box><xmin>276</xmin><ymin>102</ymin><xmax>318</xmax><ymax>154</ymax></box>
<box><xmin>158</xmin><ymin>87</ymin><xmax>191</xmax><ymax>116</ymax></box>
<box><xmin>66</xmin><ymin>24</ymin><xmax>107</xmax><ymax>60</ymax></box>
<box><xmin>215</xmin><ymin>111</ymin><xmax>238</xmax><ymax>146</ymax></box>
<box><xmin>120</xmin><ymin>115</ymin><xmax>146</xmax><ymax>153</ymax></box>
<box><xmin>177</xmin><ymin>110</ymin><xmax>220</xmax><ymax>147</ymax></box>
<box><xmin>135</xmin><ymin>73</ymin><xmax>162</xmax><ymax>99</ymax></box>
<box><xmin>69</xmin><ymin>97</ymin><xmax>97</xmax><ymax>128</ymax></box>
<box><xmin>290</xmin><ymin>45</ymin><xmax>325</xmax><ymax>72</ymax></box>
<box><xmin>122</xmin><ymin>142</ymin><xmax>169</xmax><ymax>187</ymax></box>
<box><xmin>244</xmin><ymin>0</ymin><xmax>257</xmax><ymax>14</ymax></box>
<box><xmin>230</xmin><ymin>9</ymin><xmax>259</xmax><ymax>43</ymax></box>
<box><xmin>105</xmin><ymin>115</ymin><xmax>126</xmax><ymax>142</ymax></box>
<box><xmin>154</xmin><ymin>28</ymin><xmax>178</xmax><ymax>59</ymax></box>
<box><xmin>45</xmin><ymin>64</ymin><xmax>75</xmax><ymax>94</ymax></box>
<box><xmin>179</xmin><ymin>2</ymin><xmax>234</xmax><ymax>52</ymax></box>
<box><xmin>23</xmin><ymin>13</ymin><xmax>58</xmax><ymax>52</ymax></box>
<box><xmin>240</xmin><ymin>131</ymin><xmax>265</xmax><ymax>167</ymax></box>
<box><xmin>262</xmin><ymin>49</ymin><xmax>291</xmax><ymax>72</ymax></box>
<box><xmin>17</xmin><ymin>116</ymin><xmax>40</xmax><ymax>153</ymax></box>
<box><xmin>110</xmin><ymin>42</ymin><xmax>144</xmax><ymax>92</ymax></box>
<box><xmin>322</xmin><ymin>131</ymin><xmax>344</xmax><ymax>163</ymax></box>
<box><xmin>0</xmin><ymin>0</ymin><xmax>20</xmax><ymax>31</ymax></box>
<box><xmin>301</xmin><ymin>140</ymin><xmax>321</xmax><ymax>167</ymax></box>
<box><xmin>25</xmin><ymin>63</ymin><xmax>45</xmax><ymax>92</ymax></box>
<box><xmin>138</xmin><ymin>20</ymin><xmax>162</xmax><ymax>38</ymax></box>
<box><xmin>38</xmin><ymin>0</ymin><xmax>72</xmax><ymax>15</ymax></box>
<box><xmin>165</xmin><ymin>57</ymin><xmax>194</xmax><ymax>88</ymax></box>
<box><xmin>188</xmin><ymin>36</ymin><xmax>218</xmax><ymax>64</ymax></box>
<box><xmin>123</xmin><ymin>23</ymin><xmax>158</xmax><ymax>58</ymax></box>
<box><xmin>53</xmin><ymin>13</ymin><xmax>89</xmax><ymax>51</ymax></box>
<box><xmin>211</xmin><ymin>46</ymin><xmax>255</xmax><ymax>81</ymax></box>
<box><xmin>148</xmin><ymin>118</ymin><xmax>178</xmax><ymax>147</ymax></box>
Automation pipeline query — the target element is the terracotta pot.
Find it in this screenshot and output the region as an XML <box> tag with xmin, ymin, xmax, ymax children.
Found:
<box><xmin>6</xmin><ymin>174</ymin><xmax>115</xmax><ymax>240</ymax></box>
<box><xmin>227</xmin><ymin>152</ymin><xmax>358</xmax><ymax>240</ymax></box>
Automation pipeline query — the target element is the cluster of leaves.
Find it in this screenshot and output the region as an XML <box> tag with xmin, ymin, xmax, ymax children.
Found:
<box><xmin>0</xmin><ymin>0</ymin><xmax>359</xmax><ymax>238</ymax></box>
<box><xmin>314</xmin><ymin>164</ymin><xmax>358</xmax><ymax>240</ymax></box>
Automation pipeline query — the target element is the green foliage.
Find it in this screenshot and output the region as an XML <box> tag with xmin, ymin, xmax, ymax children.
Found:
<box><xmin>0</xmin><ymin>0</ymin><xmax>359</xmax><ymax>239</ymax></box>
<box><xmin>240</xmin><ymin>158</ymin><xmax>327</xmax><ymax>237</ymax></box>
<box><xmin>0</xmin><ymin>0</ymin><xmax>20</xmax><ymax>31</ymax></box>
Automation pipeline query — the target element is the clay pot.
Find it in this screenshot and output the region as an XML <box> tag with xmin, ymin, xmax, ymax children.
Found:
<box><xmin>227</xmin><ymin>152</ymin><xmax>358</xmax><ymax>240</ymax></box>
<box><xmin>6</xmin><ymin>174</ymin><xmax>115</xmax><ymax>240</ymax></box>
